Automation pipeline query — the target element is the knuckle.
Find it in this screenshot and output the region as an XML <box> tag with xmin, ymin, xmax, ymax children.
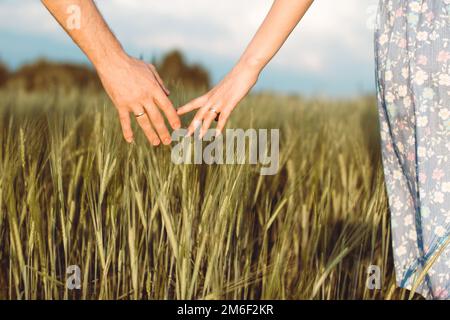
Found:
<box><xmin>147</xmin><ymin>82</ymin><xmax>159</xmax><ymax>92</ymax></box>
<box><xmin>185</xmin><ymin>103</ymin><xmax>195</xmax><ymax>111</ymax></box>
<box><xmin>221</xmin><ymin>109</ymin><xmax>231</xmax><ymax>117</ymax></box>
<box><xmin>159</xmin><ymin>102</ymin><xmax>171</xmax><ymax>111</ymax></box>
<box><xmin>151</xmin><ymin>111</ymin><xmax>164</xmax><ymax>123</ymax></box>
<box><xmin>142</xmin><ymin>124</ymin><xmax>152</xmax><ymax>133</ymax></box>
<box><xmin>144</xmin><ymin>103</ymin><xmax>155</xmax><ymax>112</ymax></box>
<box><xmin>150</xmin><ymin>116</ymin><xmax>165</xmax><ymax>130</ymax></box>
<box><xmin>156</xmin><ymin>124</ymin><xmax>168</xmax><ymax>133</ymax></box>
<box><xmin>172</xmin><ymin>122</ymin><xmax>181</xmax><ymax>129</ymax></box>
<box><xmin>122</xmin><ymin>123</ymin><xmax>132</xmax><ymax>132</ymax></box>
<box><xmin>169</xmin><ymin>118</ymin><xmax>180</xmax><ymax>128</ymax></box>
<box><xmin>147</xmin><ymin>131</ymin><xmax>157</xmax><ymax>139</ymax></box>
<box><xmin>149</xmin><ymin>135</ymin><xmax>159</xmax><ymax>143</ymax></box>
<box><xmin>203</xmin><ymin>99</ymin><xmax>213</xmax><ymax>107</ymax></box>
<box><xmin>140</xmin><ymin>121</ymin><xmax>152</xmax><ymax>131</ymax></box>
<box><xmin>166</xmin><ymin>111</ymin><xmax>177</xmax><ymax>119</ymax></box>
<box><xmin>124</xmin><ymin>129</ymin><xmax>133</xmax><ymax>136</ymax></box>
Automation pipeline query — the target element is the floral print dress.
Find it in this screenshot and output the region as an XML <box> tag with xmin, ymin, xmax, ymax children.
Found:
<box><xmin>375</xmin><ymin>0</ymin><xmax>450</xmax><ymax>299</ymax></box>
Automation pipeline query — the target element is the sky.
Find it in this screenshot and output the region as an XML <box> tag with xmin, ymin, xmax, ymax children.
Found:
<box><xmin>0</xmin><ymin>0</ymin><xmax>379</xmax><ymax>96</ymax></box>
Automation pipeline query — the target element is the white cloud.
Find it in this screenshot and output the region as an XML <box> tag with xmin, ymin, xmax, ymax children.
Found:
<box><xmin>0</xmin><ymin>1</ymin><xmax>57</xmax><ymax>34</ymax></box>
<box><xmin>101</xmin><ymin>0</ymin><xmax>376</xmax><ymax>73</ymax></box>
<box><xmin>0</xmin><ymin>0</ymin><xmax>377</xmax><ymax>94</ymax></box>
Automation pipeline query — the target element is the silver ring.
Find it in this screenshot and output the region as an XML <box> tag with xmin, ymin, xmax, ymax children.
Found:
<box><xmin>135</xmin><ymin>111</ymin><xmax>146</xmax><ymax>118</ymax></box>
<box><xmin>209</xmin><ymin>107</ymin><xmax>220</xmax><ymax>121</ymax></box>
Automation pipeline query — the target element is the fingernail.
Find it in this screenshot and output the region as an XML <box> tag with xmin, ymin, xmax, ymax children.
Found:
<box><xmin>215</xmin><ymin>129</ymin><xmax>221</xmax><ymax>137</ymax></box>
<box><xmin>152</xmin><ymin>140</ymin><xmax>160</xmax><ymax>146</ymax></box>
<box><xmin>198</xmin><ymin>129</ymin><xmax>207</xmax><ymax>140</ymax></box>
<box><xmin>193</xmin><ymin>120</ymin><xmax>202</xmax><ymax>130</ymax></box>
<box><xmin>163</xmin><ymin>138</ymin><xmax>172</xmax><ymax>145</ymax></box>
<box><xmin>173</xmin><ymin>122</ymin><xmax>181</xmax><ymax>130</ymax></box>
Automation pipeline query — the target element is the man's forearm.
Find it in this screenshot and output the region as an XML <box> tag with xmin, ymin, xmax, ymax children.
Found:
<box><xmin>41</xmin><ymin>0</ymin><xmax>181</xmax><ymax>146</ymax></box>
<box><xmin>41</xmin><ymin>0</ymin><xmax>128</xmax><ymax>70</ymax></box>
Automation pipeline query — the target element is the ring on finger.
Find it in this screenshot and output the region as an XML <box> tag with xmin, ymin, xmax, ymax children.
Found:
<box><xmin>209</xmin><ymin>107</ymin><xmax>220</xmax><ymax>121</ymax></box>
<box><xmin>134</xmin><ymin>110</ymin><xmax>146</xmax><ymax>118</ymax></box>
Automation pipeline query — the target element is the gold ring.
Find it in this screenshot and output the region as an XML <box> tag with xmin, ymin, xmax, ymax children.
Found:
<box><xmin>135</xmin><ymin>111</ymin><xmax>146</xmax><ymax>118</ymax></box>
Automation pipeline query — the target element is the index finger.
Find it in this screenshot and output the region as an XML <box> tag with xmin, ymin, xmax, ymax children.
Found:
<box><xmin>176</xmin><ymin>95</ymin><xmax>206</xmax><ymax>115</ymax></box>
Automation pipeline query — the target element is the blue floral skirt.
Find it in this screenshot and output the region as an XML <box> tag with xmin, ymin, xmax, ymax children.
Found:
<box><xmin>375</xmin><ymin>0</ymin><xmax>450</xmax><ymax>299</ymax></box>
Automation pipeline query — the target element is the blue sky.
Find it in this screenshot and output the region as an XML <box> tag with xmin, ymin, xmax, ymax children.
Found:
<box><xmin>0</xmin><ymin>0</ymin><xmax>379</xmax><ymax>96</ymax></box>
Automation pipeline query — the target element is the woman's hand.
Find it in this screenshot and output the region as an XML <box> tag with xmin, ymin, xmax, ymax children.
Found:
<box><xmin>177</xmin><ymin>65</ymin><xmax>260</xmax><ymax>138</ymax></box>
<box><xmin>176</xmin><ymin>0</ymin><xmax>314</xmax><ymax>139</ymax></box>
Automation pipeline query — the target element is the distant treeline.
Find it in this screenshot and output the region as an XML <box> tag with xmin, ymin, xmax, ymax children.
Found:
<box><xmin>0</xmin><ymin>50</ymin><xmax>210</xmax><ymax>92</ymax></box>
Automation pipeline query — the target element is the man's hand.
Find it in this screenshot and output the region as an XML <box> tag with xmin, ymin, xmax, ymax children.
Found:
<box><xmin>97</xmin><ymin>55</ymin><xmax>180</xmax><ymax>145</ymax></box>
<box><xmin>41</xmin><ymin>0</ymin><xmax>180</xmax><ymax>145</ymax></box>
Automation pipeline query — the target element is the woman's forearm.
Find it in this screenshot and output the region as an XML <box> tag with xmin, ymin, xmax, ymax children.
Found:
<box><xmin>236</xmin><ymin>0</ymin><xmax>314</xmax><ymax>73</ymax></box>
<box><xmin>172</xmin><ymin>0</ymin><xmax>315</xmax><ymax>137</ymax></box>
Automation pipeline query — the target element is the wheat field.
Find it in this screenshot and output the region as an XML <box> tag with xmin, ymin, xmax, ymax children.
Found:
<box><xmin>0</xmin><ymin>87</ymin><xmax>421</xmax><ymax>300</ymax></box>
